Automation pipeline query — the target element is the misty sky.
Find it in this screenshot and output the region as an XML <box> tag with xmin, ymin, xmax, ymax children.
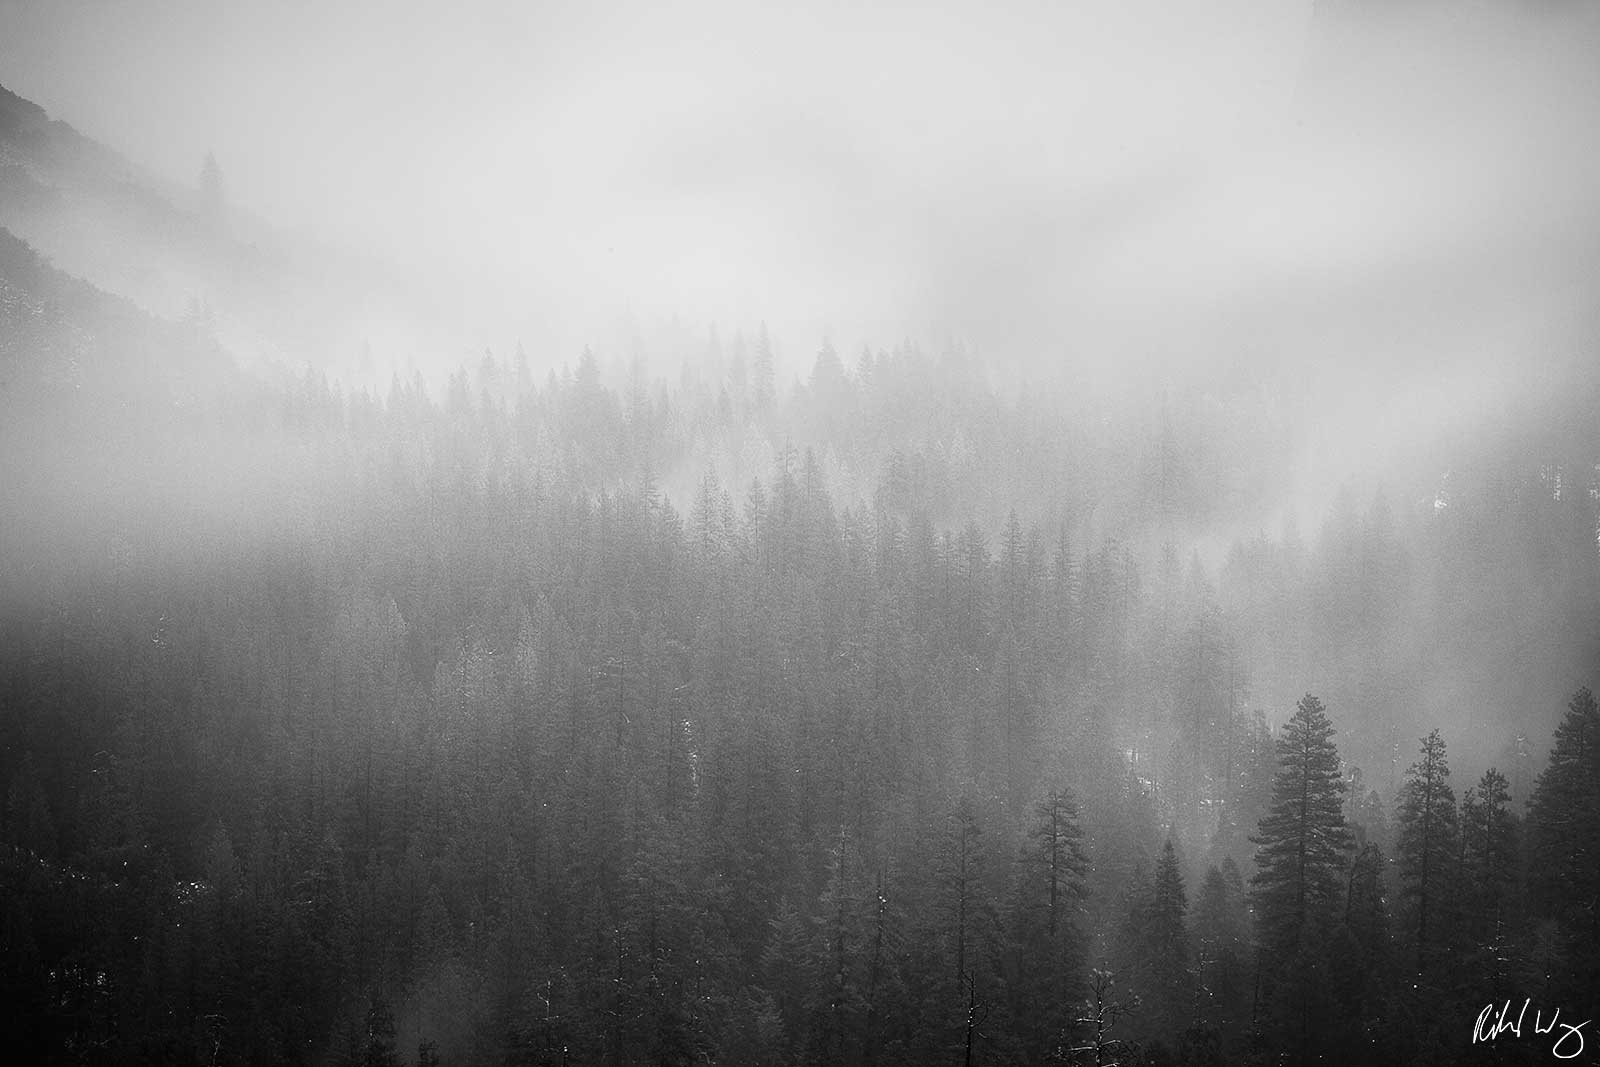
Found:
<box><xmin>0</xmin><ymin>0</ymin><xmax>1313</xmax><ymax>348</ymax></box>
<box><xmin>3</xmin><ymin>0</ymin><xmax>1599</xmax><ymax>522</ymax></box>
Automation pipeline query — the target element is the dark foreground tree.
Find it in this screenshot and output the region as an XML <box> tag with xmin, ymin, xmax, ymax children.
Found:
<box><xmin>1133</xmin><ymin>839</ymin><xmax>1191</xmax><ymax>1039</ymax></box>
<box><xmin>1191</xmin><ymin>859</ymin><xmax>1249</xmax><ymax>1048</ymax></box>
<box><xmin>1327</xmin><ymin>842</ymin><xmax>1394</xmax><ymax>1061</ymax></box>
<box><xmin>1395</xmin><ymin>729</ymin><xmax>1457</xmax><ymax>979</ymax></box>
<box><xmin>1250</xmin><ymin>695</ymin><xmax>1353</xmax><ymax>953</ymax></box>
<box><xmin>1011</xmin><ymin>788</ymin><xmax>1090</xmax><ymax>1061</ymax></box>
<box><xmin>1248</xmin><ymin>694</ymin><xmax>1353</xmax><ymax>1063</ymax></box>
<box><xmin>1458</xmin><ymin>766</ymin><xmax>1518</xmax><ymax>949</ymax></box>
<box><xmin>1527</xmin><ymin>687</ymin><xmax>1600</xmax><ymax>1009</ymax></box>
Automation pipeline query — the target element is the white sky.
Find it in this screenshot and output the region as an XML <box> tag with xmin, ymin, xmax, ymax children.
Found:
<box><xmin>0</xmin><ymin>0</ymin><xmax>1313</xmax><ymax>354</ymax></box>
<box><xmin>2</xmin><ymin>0</ymin><xmax>1597</xmax><ymax>527</ymax></box>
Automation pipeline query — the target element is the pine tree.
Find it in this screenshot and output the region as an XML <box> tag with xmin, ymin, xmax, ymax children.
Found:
<box><xmin>1023</xmin><ymin>788</ymin><xmax>1090</xmax><ymax>940</ymax></box>
<box><xmin>812</xmin><ymin>827</ymin><xmax>868</xmax><ymax>1064</ymax></box>
<box><xmin>1526</xmin><ymin>687</ymin><xmax>1600</xmax><ymax>1003</ymax></box>
<box><xmin>1394</xmin><ymin>729</ymin><xmax>1457</xmax><ymax>977</ymax></box>
<box><xmin>1249</xmin><ymin>695</ymin><xmax>1353</xmax><ymax>953</ymax></box>
<box><xmin>1327</xmin><ymin>842</ymin><xmax>1393</xmax><ymax>1060</ymax></box>
<box><xmin>1248</xmin><ymin>694</ymin><xmax>1353</xmax><ymax>1063</ymax></box>
<box><xmin>1458</xmin><ymin>767</ymin><xmax>1517</xmax><ymax>948</ymax></box>
<box><xmin>1528</xmin><ymin>687</ymin><xmax>1600</xmax><ymax>910</ymax></box>
<box><xmin>1011</xmin><ymin>788</ymin><xmax>1090</xmax><ymax>1062</ymax></box>
<box><xmin>809</xmin><ymin>339</ymin><xmax>846</xmax><ymax>398</ymax></box>
<box><xmin>1192</xmin><ymin>860</ymin><xmax>1249</xmax><ymax>1042</ymax></box>
<box><xmin>937</xmin><ymin>798</ymin><xmax>991</xmax><ymax>992</ymax></box>
<box><xmin>1138</xmin><ymin>839</ymin><xmax>1192</xmax><ymax>1040</ymax></box>
<box><xmin>760</xmin><ymin>897</ymin><xmax>814</xmax><ymax>1061</ymax></box>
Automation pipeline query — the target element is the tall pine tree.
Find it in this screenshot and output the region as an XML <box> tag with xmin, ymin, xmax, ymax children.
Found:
<box><xmin>1458</xmin><ymin>767</ymin><xmax>1518</xmax><ymax>950</ymax></box>
<box><xmin>1395</xmin><ymin>729</ymin><xmax>1457</xmax><ymax>978</ymax></box>
<box><xmin>1139</xmin><ymin>839</ymin><xmax>1192</xmax><ymax>1042</ymax></box>
<box><xmin>1527</xmin><ymin>687</ymin><xmax>1600</xmax><ymax>1009</ymax></box>
<box><xmin>1249</xmin><ymin>694</ymin><xmax>1353</xmax><ymax>953</ymax></box>
<box><xmin>1248</xmin><ymin>694</ymin><xmax>1353</xmax><ymax>1063</ymax></box>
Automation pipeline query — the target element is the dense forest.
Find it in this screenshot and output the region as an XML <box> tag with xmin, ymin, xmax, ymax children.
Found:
<box><xmin>3</xmin><ymin>233</ymin><xmax>1599</xmax><ymax>1065</ymax></box>
<box><xmin>5</xmin><ymin>0</ymin><xmax>1600</xmax><ymax>1051</ymax></box>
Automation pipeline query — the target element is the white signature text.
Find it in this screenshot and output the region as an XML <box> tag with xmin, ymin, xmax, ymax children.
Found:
<box><xmin>1473</xmin><ymin>999</ymin><xmax>1589</xmax><ymax>1060</ymax></box>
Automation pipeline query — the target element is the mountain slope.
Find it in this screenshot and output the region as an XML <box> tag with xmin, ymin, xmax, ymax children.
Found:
<box><xmin>0</xmin><ymin>81</ymin><xmax>454</xmax><ymax>381</ymax></box>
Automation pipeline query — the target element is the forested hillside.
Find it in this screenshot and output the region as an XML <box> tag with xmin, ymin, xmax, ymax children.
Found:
<box><xmin>3</xmin><ymin>223</ymin><xmax>1597</xmax><ymax>1062</ymax></box>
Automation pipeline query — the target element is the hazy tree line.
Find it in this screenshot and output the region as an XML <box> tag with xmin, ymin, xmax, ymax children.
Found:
<box><xmin>2</xmin><ymin>322</ymin><xmax>1599</xmax><ymax>1065</ymax></box>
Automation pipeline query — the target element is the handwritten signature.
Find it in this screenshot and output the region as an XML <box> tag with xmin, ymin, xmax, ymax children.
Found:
<box><xmin>1473</xmin><ymin>999</ymin><xmax>1590</xmax><ymax>1059</ymax></box>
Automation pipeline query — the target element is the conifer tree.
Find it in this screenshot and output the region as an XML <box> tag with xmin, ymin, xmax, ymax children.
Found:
<box><xmin>1192</xmin><ymin>859</ymin><xmax>1249</xmax><ymax>1042</ymax></box>
<box><xmin>1395</xmin><ymin>729</ymin><xmax>1457</xmax><ymax>976</ymax></box>
<box><xmin>1138</xmin><ymin>839</ymin><xmax>1192</xmax><ymax>1039</ymax></box>
<box><xmin>1459</xmin><ymin>767</ymin><xmax>1517</xmax><ymax>946</ymax></box>
<box><xmin>937</xmin><ymin>798</ymin><xmax>990</xmax><ymax>992</ymax></box>
<box><xmin>1527</xmin><ymin>687</ymin><xmax>1600</xmax><ymax>1002</ymax></box>
<box><xmin>1010</xmin><ymin>788</ymin><xmax>1090</xmax><ymax>1061</ymax></box>
<box><xmin>813</xmin><ymin>827</ymin><xmax>868</xmax><ymax>1064</ymax></box>
<box><xmin>1528</xmin><ymin>688</ymin><xmax>1600</xmax><ymax>913</ymax></box>
<box><xmin>1248</xmin><ymin>694</ymin><xmax>1353</xmax><ymax>1062</ymax></box>
<box><xmin>1023</xmin><ymin>788</ymin><xmax>1090</xmax><ymax>941</ymax></box>
<box><xmin>1249</xmin><ymin>694</ymin><xmax>1353</xmax><ymax>953</ymax></box>
<box><xmin>1327</xmin><ymin>842</ymin><xmax>1393</xmax><ymax>1059</ymax></box>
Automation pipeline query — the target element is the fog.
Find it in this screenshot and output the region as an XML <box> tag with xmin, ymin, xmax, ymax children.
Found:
<box><xmin>0</xmin><ymin>0</ymin><xmax>1304</xmax><ymax>348</ymax></box>
<box><xmin>6</xmin><ymin>0</ymin><xmax>1596</xmax><ymax>498</ymax></box>
<box><xmin>2</xmin><ymin>2</ymin><xmax>1599</xmax><ymax>1062</ymax></box>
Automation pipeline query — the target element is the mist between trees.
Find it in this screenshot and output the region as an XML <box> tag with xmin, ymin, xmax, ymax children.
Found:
<box><xmin>6</xmin><ymin>0</ymin><xmax>1600</xmax><ymax>1059</ymax></box>
<box><xmin>2</xmin><ymin>294</ymin><xmax>1598</xmax><ymax>1064</ymax></box>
